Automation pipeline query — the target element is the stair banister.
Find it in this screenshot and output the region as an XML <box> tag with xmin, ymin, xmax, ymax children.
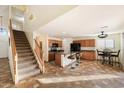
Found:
<box><xmin>9</xmin><ymin>19</ymin><xmax>18</xmax><ymax>84</ymax></box>
<box><xmin>34</xmin><ymin>39</ymin><xmax>45</xmax><ymax>73</ymax></box>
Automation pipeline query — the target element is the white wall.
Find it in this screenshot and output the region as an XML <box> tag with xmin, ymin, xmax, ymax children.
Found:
<box><xmin>26</xmin><ymin>31</ymin><xmax>49</xmax><ymax>62</ymax></box>
<box><xmin>12</xmin><ymin>19</ymin><xmax>23</xmax><ymax>31</ymax></box>
<box><xmin>0</xmin><ymin>37</ymin><xmax>8</xmax><ymax>58</ymax></box>
<box><xmin>96</xmin><ymin>33</ymin><xmax>121</xmax><ymax>51</ymax></box>
<box><xmin>62</xmin><ymin>38</ymin><xmax>73</xmax><ymax>53</ymax></box>
<box><xmin>11</xmin><ymin>6</ymin><xmax>24</xmax><ymax>31</ymax></box>
<box><xmin>73</xmin><ymin>33</ymin><xmax>121</xmax><ymax>51</ymax></box>
<box><xmin>48</xmin><ymin>37</ymin><xmax>62</xmax><ymax>41</ymax></box>
<box><xmin>25</xmin><ymin>31</ymin><xmax>34</xmax><ymax>48</ymax></box>
<box><xmin>0</xmin><ymin>6</ymin><xmax>9</xmax><ymax>58</ymax></box>
<box><xmin>121</xmin><ymin>32</ymin><xmax>124</xmax><ymax>69</ymax></box>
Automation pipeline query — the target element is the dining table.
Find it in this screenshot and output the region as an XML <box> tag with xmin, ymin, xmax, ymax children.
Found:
<box><xmin>98</xmin><ymin>50</ymin><xmax>117</xmax><ymax>65</ymax></box>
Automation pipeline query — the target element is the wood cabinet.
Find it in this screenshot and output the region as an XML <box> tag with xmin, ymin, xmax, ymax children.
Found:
<box><xmin>73</xmin><ymin>40</ymin><xmax>81</xmax><ymax>44</ymax></box>
<box><xmin>48</xmin><ymin>52</ymin><xmax>55</xmax><ymax>62</ymax></box>
<box><xmin>55</xmin><ymin>53</ymin><xmax>61</xmax><ymax>67</ymax></box>
<box><xmin>58</xmin><ymin>40</ymin><xmax>62</xmax><ymax>47</ymax></box>
<box><xmin>48</xmin><ymin>39</ymin><xmax>62</xmax><ymax>47</ymax></box>
<box><xmin>73</xmin><ymin>39</ymin><xmax>95</xmax><ymax>47</ymax></box>
<box><xmin>81</xmin><ymin>40</ymin><xmax>86</xmax><ymax>46</ymax></box>
<box><xmin>80</xmin><ymin>51</ymin><xmax>96</xmax><ymax>61</ymax></box>
<box><xmin>89</xmin><ymin>39</ymin><xmax>95</xmax><ymax>47</ymax></box>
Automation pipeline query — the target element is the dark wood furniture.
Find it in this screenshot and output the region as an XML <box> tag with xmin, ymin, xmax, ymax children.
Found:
<box><xmin>48</xmin><ymin>39</ymin><xmax>63</xmax><ymax>62</ymax></box>
<box><xmin>73</xmin><ymin>39</ymin><xmax>96</xmax><ymax>61</ymax></box>
<box><xmin>48</xmin><ymin>52</ymin><xmax>55</xmax><ymax>62</ymax></box>
<box><xmin>111</xmin><ymin>50</ymin><xmax>121</xmax><ymax>67</ymax></box>
<box><xmin>96</xmin><ymin>49</ymin><xmax>104</xmax><ymax>61</ymax></box>
<box><xmin>98</xmin><ymin>50</ymin><xmax>119</xmax><ymax>66</ymax></box>
<box><xmin>55</xmin><ymin>53</ymin><xmax>61</xmax><ymax>66</ymax></box>
<box><xmin>48</xmin><ymin>39</ymin><xmax>62</xmax><ymax>47</ymax></box>
<box><xmin>80</xmin><ymin>51</ymin><xmax>96</xmax><ymax>61</ymax></box>
<box><xmin>73</xmin><ymin>39</ymin><xmax>95</xmax><ymax>47</ymax></box>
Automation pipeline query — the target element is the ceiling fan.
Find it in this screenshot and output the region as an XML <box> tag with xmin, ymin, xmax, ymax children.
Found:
<box><xmin>98</xmin><ymin>26</ymin><xmax>108</xmax><ymax>38</ymax></box>
<box><xmin>98</xmin><ymin>31</ymin><xmax>108</xmax><ymax>38</ymax></box>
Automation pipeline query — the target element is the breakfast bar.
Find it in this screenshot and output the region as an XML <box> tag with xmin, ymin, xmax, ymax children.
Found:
<box><xmin>55</xmin><ymin>52</ymin><xmax>77</xmax><ymax>67</ymax></box>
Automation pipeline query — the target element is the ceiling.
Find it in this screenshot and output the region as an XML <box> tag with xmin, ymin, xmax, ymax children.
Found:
<box><xmin>11</xmin><ymin>6</ymin><xmax>24</xmax><ymax>23</ymax></box>
<box><xmin>0</xmin><ymin>6</ymin><xmax>8</xmax><ymax>13</ymax></box>
<box><xmin>24</xmin><ymin>5</ymin><xmax>77</xmax><ymax>32</ymax></box>
<box><xmin>39</xmin><ymin>5</ymin><xmax>124</xmax><ymax>38</ymax></box>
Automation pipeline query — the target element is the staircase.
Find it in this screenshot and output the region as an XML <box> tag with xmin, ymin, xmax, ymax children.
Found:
<box><xmin>13</xmin><ymin>30</ymin><xmax>41</xmax><ymax>81</ymax></box>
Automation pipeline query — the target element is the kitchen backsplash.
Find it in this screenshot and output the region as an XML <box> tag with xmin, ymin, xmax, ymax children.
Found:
<box><xmin>48</xmin><ymin>47</ymin><xmax>63</xmax><ymax>51</ymax></box>
<box><xmin>81</xmin><ymin>47</ymin><xmax>96</xmax><ymax>50</ymax></box>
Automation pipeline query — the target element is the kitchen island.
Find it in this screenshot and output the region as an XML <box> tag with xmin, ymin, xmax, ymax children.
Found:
<box><xmin>55</xmin><ymin>52</ymin><xmax>77</xmax><ymax>67</ymax></box>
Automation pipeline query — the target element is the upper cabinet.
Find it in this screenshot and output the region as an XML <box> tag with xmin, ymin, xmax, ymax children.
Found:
<box><xmin>73</xmin><ymin>39</ymin><xmax>95</xmax><ymax>47</ymax></box>
<box><xmin>48</xmin><ymin>39</ymin><xmax>62</xmax><ymax>47</ymax></box>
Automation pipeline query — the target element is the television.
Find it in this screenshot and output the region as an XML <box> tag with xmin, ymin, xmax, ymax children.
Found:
<box><xmin>70</xmin><ymin>43</ymin><xmax>81</xmax><ymax>52</ymax></box>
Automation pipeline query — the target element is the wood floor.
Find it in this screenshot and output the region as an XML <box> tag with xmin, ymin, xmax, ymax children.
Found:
<box><xmin>0</xmin><ymin>58</ymin><xmax>14</xmax><ymax>87</ymax></box>
<box><xmin>0</xmin><ymin>58</ymin><xmax>124</xmax><ymax>88</ymax></box>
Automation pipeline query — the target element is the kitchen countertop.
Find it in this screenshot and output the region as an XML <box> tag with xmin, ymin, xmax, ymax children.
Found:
<box><xmin>80</xmin><ymin>50</ymin><xmax>96</xmax><ymax>52</ymax></box>
<box><xmin>49</xmin><ymin>50</ymin><xmax>96</xmax><ymax>53</ymax></box>
<box><xmin>49</xmin><ymin>50</ymin><xmax>96</xmax><ymax>56</ymax></box>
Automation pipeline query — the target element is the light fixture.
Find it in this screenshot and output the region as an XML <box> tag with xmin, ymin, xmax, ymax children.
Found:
<box><xmin>98</xmin><ymin>26</ymin><xmax>108</xmax><ymax>38</ymax></box>
<box><xmin>98</xmin><ymin>31</ymin><xmax>108</xmax><ymax>38</ymax></box>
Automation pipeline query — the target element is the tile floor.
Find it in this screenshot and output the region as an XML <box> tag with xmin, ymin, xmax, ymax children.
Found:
<box><xmin>0</xmin><ymin>58</ymin><xmax>124</xmax><ymax>88</ymax></box>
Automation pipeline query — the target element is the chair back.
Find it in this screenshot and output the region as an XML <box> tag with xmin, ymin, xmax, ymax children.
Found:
<box><xmin>117</xmin><ymin>50</ymin><xmax>120</xmax><ymax>56</ymax></box>
<box><xmin>96</xmin><ymin>49</ymin><xmax>103</xmax><ymax>55</ymax></box>
<box><xmin>96</xmin><ymin>49</ymin><xmax>100</xmax><ymax>55</ymax></box>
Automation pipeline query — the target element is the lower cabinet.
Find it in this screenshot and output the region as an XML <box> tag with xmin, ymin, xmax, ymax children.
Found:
<box><xmin>49</xmin><ymin>52</ymin><xmax>55</xmax><ymax>62</ymax></box>
<box><xmin>80</xmin><ymin>51</ymin><xmax>96</xmax><ymax>61</ymax></box>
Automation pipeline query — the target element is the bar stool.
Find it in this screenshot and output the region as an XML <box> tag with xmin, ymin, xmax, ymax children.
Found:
<box><xmin>68</xmin><ymin>54</ymin><xmax>76</xmax><ymax>69</ymax></box>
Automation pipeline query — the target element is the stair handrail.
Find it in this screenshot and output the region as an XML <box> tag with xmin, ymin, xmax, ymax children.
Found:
<box><xmin>34</xmin><ymin>39</ymin><xmax>45</xmax><ymax>73</ymax></box>
<box><xmin>9</xmin><ymin>19</ymin><xmax>18</xmax><ymax>83</ymax></box>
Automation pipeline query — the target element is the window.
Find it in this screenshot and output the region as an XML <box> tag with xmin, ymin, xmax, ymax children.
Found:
<box><xmin>97</xmin><ymin>39</ymin><xmax>105</xmax><ymax>49</ymax></box>
<box><xmin>105</xmin><ymin>40</ymin><xmax>114</xmax><ymax>48</ymax></box>
<box><xmin>97</xmin><ymin>39</ymin><xmax>114</xmax><ymax>49</ymax></box>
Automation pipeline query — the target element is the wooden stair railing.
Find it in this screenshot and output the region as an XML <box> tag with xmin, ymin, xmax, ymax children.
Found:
<box><xmin>34</xmin><ymin>39</ymin><xmax>45</xmax><ymax>73</ymax></box>
<box><xmin>9</xmin><ymin>19</ymin><xmax>18</xmax><ymax>83</ymax></box>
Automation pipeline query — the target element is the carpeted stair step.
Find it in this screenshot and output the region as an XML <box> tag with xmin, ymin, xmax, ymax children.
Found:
<box><xmin>16</xmin><ymin>46</ymin><xmax>31</xmax><ymax>50</ymax></box>
<box><xmin>18</xmin><ymin>52</ymin><xmax>33</xmax><ymax>57</ymax></box>
<box><xmin>16</xmin><ymin>43</ymin><xmax>30</xmax><ymax>47</ymax></box>
<box><xmin>17</xmin><ymin>49</ymin><xmax>32</xmax><ymax>53</ymax></box>
<box><xmin>15</xmin><ymin>41</ymin><xmax>29</xmax><ymax>44</ymax></box>
<box><xmin>13</xmin><ymin>29</ymin><xmax>41</xmax><ymax>82</ymax></box>
<box><xmin>18</xmin><ymin>55</ymin><xmax>35</xmax><ymax>62</ymax></box>
<box><xmin>18</xmin><ymin>64</ymin><xmax>38</xmax><ymax>74</ymax></box>
<box><xmin>18</xmin><ymin>69</ymin><xmax>40</xmax><ymax>81</ymax></box>
<box><xmin>18</xmin><ymin>60</ymin><xmax>37</xmax><ymax>69</ymax></box>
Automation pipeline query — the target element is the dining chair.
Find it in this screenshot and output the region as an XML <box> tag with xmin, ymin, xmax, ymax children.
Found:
<box><xmin>102</xmin><ymin>51</ymin><xmax>113</xmax><ymax>65</ymax></box>
<box><xmin>111</xmin><ymin>50</ymin><xmax>121</xmax><ymax>67</ymax></box>
<box><xmin>96</xmin><ymin>49</ymin><xmax>104</xmax><ymax>61</ymax></box>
